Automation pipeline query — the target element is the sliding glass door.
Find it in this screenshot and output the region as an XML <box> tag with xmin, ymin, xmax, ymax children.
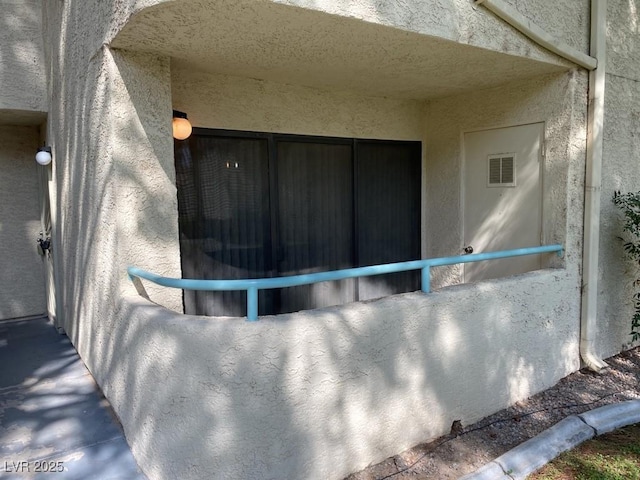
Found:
<box><xmin>175</xmin><ymin>135</ymin><xmax>273</xmax><ymax>316</ymax></box>
<box><xmin>276</xmin><ymin>139</ymin><xmax>356</xmax><ymax>312</ymax></box>
<box><xmin>175</xmin><ymin>129</ymin><xmax>421</xmax><ymax>317</ymax></box>
<box><xmin>356</xmin><ymin>141</ymin><xmax>421</xmax><ymax>300</ymax></box>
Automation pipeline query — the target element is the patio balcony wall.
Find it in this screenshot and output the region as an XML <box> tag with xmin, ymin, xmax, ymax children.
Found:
<box><xmin>109</xmin><ymin>266</ymin><xmax>580</xmax><ymax>480</ymax></box>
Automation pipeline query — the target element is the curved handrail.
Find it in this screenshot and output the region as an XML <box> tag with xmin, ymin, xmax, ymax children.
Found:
<box><xmin>128</xmin><ymin>244</ymin><xmax>563</xmax><ymax>321</ymax></box>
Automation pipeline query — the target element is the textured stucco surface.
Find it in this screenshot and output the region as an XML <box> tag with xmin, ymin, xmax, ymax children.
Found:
<box><xmin>606</xmin><ymin>0</ymin><xmax>640</xmax><ymax>81</ymax></box>
<box><xmin>425</xmin><ymin>70</ymin><xmax>588</xmax><ymax>290</ymax></box>
<box><xmin>114</xmin><ymin>0</ymin><xmax>574</xmax><ymax>100</ymax></box>
<box><xmin>0</xmin><ymin>0</ymin><xmax>46</xmax><ymax>113</ymax></box>
<box><xmin>111</xmin><ymin>49</ymin><xmax>182</xmax><ymax>308</ymax></box>
<box><xmin>0</xmin><ymin>126</ymin><xmax>46</xmax><ymax>319</ymax></box>
<box><xmin>41</xmin><ymin>1</ymin><xmax>182</xmax><ymax>359</ymax></box>
<box><xmin>499</xmin><ymin>0</ymin><xmax>591</xmax><ymax>54</ymax></box>
<box><xmin>597</xmin><ymin>0</ymin><xmax>640</xmax><ymax>358</ymax></box>
<box><xmin>274</xmin><ymin>0</ymin><xmax>591</xmax><ymax>57</ymax></box>
<box><xmin>171</xmin><ymin>67</ymin><xmax>426</xmax><ymax>140</ymax></box>
<box><xmin>110</xmin><ymin>267</ymin><xmax>579</xmax><ymax>480</ymax></box>
<box><xmin>117</xmin><ymin>0</ymin><xmax>591</xmax><ymax>65</ymax></box>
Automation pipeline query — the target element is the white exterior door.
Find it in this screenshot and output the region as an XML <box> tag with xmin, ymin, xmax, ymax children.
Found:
<box><xmin>463</xmin><ymin>123</ymin><xmax>544</xmax><ymax>283</ymax></box>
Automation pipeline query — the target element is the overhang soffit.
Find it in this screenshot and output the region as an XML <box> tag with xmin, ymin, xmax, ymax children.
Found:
<box><xmin>111</xmin><ymin>0</ymin><xmax>574</xmax><ymax>100</ymax></box>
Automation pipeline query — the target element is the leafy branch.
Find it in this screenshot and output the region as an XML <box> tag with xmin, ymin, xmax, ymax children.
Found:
<box><xmin>612</xmin><ymin>190</ymin><xmax>640</xmax><ymax>341</ymax></box>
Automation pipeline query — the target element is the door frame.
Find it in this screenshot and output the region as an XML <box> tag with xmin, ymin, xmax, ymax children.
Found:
<box><xmin>175</xmin><ymin>128</ymin><xmax>422</xmax><ymax>315</ymax></box>
<box><xmin>460</xmin><ymin>121</ymin><xmax>546</xmax><ymax>282</ymax></box>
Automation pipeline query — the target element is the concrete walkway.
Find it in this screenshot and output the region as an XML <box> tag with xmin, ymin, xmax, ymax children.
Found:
<box><xmin>460</xmin><ymin>399</ymin><xmax>640</xmax><ymax>480</ymax></box>
<box><xmin>0</xmin><ymin>316</ymin><xmax>146</xmax><ymax>480</ymax></box>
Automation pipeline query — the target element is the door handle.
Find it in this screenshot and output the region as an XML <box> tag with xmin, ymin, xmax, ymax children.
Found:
<box><xmin>463</xmin><ymin>246</ymin><xmax>474</xmax><ymax>254</ymax></box>
<box><xmin>37</xmin><ymin>234</ymin><xmax>51</xmax><ymax>253</ymax></box>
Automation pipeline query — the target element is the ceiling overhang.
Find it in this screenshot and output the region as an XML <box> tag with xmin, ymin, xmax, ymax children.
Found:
<box><xmin>112</xmin><ymin>0</ymin><xmax>572</xmax><ymax>100</ymax></box>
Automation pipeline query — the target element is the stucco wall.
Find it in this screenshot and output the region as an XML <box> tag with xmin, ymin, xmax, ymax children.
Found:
<box><xmin>171</xmin><ymin>67</ymin><xmax>426</xmax><ymax>140</ymax></box>
<box><xmin>120</xmin><ymin>0</ymin><xmax>591</xmax><ymax>61</ymax></box>
<box><xmin>116</xmin><ymin>0</ymin><xmax>583</xmax><ymax>76</ymax></box>
<box><xmin>425</xmin><ymin>70</ymin><xmax>588</xmax><ymax>291</ymax></box>
<box><xmin>109</xmin><ymin>267</ymin><xmax>579</xmax><ymax>480</ymax></box>
<box><xmin>0</xmin><ymin>125</ymin><xmax>46</xmax><ymax>319</ymax></box>
<box><xmin>275</xmin><ymin>0</ymin><xmax>591</xmax><ymax>58</ymax></box>
<box><xmin>111</xmin><ymin>0</ymin><xmax>578</xmax><ymax>105</ymax></box>
<box><xmin>499</xmin><ymin>0</ymin><xmax>591</xmax><ymax>54</ymax></box>
<box><xmin>596</xmin><ymin>0</ymin><xmax>640</xmax><ymax>357</ymax></box>
<box><xmin>41</xmin><ymin>2</ymin><xmax>182</xmax><ymax>362</ymax></box>
<box><xmin>0</xmin><ymin>0</ymin><xmax>46</xmax><ymax>113</ymax></box>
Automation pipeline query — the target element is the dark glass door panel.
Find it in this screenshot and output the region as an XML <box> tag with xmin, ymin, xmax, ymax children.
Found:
<box><xmin>275</xmin><ymin>140</ymin><xmax>355</xmax><ymax>313</ymax></box>
<box><xmin>175</xmin><ymin>135</ymin><xmax>273</xmax><ymax>316</ymax></box>
<box><xmin>356</xmin><ymin>141</ymin><xmax>421</xmax><ymax>301</ymax></box>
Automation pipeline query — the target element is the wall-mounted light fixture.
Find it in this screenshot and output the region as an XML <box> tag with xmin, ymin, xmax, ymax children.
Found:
<box><xmin>172</xmin><ymin>110</ymin><xmax>192</xmax><ymax>140</ymax></box>
<box><xmin>35</xmin><ymin>146</ymin><xmax>52</xmax><ymax>166</ymax></box>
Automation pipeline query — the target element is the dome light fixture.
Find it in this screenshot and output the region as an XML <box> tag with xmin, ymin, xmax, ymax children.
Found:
<box><xmin>35</xmin><ymin>146</ymin><xmax>52</xmax><ymax>166</ymax></box>
<box><xmin>172</xmin><ymin>110</ymin><xmax>192</xmax><ymax>140</ymax></box>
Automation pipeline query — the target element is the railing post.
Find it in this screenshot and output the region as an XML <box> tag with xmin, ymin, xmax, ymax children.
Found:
<box><xmin>421</xmin><ymin>265</ymin><xmax>431</xmax><ymax>293</ymax></box>
<box><xmin>247</xmin><ymin>287</ymin><xmax>259</xmax><ymax>321</ymax></box>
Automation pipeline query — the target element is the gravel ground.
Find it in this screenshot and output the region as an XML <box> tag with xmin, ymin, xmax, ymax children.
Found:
<box><xmin>345</xmin><ymin>346</ymin><xmax>640</xmax><ymax>480</ymax></box>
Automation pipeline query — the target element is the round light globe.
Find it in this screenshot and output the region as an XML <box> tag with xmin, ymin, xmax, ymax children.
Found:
<box><xmin>35</xmin><ymin>150</ymin><xmax>52</xmax><ymax>166</ymax></box>
<box><xmin>173</xmin><ymin>117</ymin><xmax>192</xmax><ymax>140</ymax></box>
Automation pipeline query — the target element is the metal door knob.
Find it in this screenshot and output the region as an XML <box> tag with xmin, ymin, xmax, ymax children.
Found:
<box><xmin>463</xmin><ymin>246</ymin><xmax>474</xmax><ymax>254</ymax></box>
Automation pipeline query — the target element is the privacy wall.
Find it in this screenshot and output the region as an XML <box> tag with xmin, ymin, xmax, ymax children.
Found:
<box><xmin>114</xmin><ymin>265</ymin><xmax>580</xmax><ymax>480</ymax></box>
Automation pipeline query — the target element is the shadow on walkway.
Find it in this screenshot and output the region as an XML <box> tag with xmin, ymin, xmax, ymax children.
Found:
<box><xmin>0</xmin><ymin>316</ymin><xmax>146</xmax><ymax>479</ymax></box>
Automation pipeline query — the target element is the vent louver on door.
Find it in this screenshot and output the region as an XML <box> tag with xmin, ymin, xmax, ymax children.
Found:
<box><xmin>487</xmin><ymin>154</ymin><xmax>516</xmax><ymax>187</ymax></box>
<box><xmin>489</xmin><ymin>157</ymin><xmax>502</xmax><ymax>184</ymax></box>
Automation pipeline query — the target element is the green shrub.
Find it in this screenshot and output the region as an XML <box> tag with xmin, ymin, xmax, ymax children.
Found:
<box><xmin>612</xmin><ymin>190</ymin><xmax>640</xmax><ymax>341</ymax></box>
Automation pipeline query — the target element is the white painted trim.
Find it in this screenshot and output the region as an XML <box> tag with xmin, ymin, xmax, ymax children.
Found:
<box><xmin>539</xmin><ymin>125</ymin><xmax>547</xmax><ymax>247</ymax></box>
<box><xmin>580</xmin><ymin>0</ymin><xmax>608</xmax><ymax>372</ymax></box>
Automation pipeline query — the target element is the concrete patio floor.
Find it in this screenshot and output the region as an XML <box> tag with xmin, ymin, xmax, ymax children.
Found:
<box><xmin>0</xmin><ymin>316</ymin><xmax>146</xmax><ymax>480</ymax></box>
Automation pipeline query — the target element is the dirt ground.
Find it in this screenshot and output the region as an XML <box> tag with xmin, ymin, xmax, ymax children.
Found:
<box><xmin>345</xmin><ymin>346</ymin><xmax>640</xmax><ymax>480</ymax></box>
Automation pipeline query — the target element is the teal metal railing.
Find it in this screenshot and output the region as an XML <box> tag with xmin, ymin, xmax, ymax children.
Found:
<box><xmin>128</xmin><ymin>244</ymin><xmax>563</xmax><ymax>321</ymax></box>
